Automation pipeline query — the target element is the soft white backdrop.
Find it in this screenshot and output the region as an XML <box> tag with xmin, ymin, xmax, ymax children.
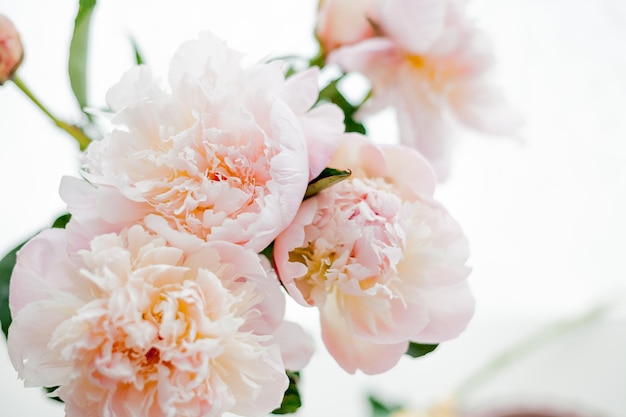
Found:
<box><xmin>1</xmin><ymin>1</ymin><xmax>625</xmax><ymax>416</ymax></box>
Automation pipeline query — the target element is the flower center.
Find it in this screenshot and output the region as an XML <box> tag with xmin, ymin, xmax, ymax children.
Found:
<box><xmin>289</xmin><ymin>178</ymin><xmax>406</xmax><ymax>303</ymax></box>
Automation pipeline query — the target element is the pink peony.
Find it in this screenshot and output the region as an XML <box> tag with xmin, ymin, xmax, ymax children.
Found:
<box><xmin>273</xmin><ymin>134</ymin><xmax>474</xmax><ymax>374</ymax></box>
<box><xmin>315</xmin><ymin>0</ymin><xmax>378</xmax><ymax>55</ymax></box>
<box><xmin>328</xmin><ymin>0</ymin><xmax>521</xmax><ymax>180</ymax></box>
<box><xmin>8</xmin><ymin>225</ymin><xmax>308</xmax><ymax>417</ymax></box>
<box><xmin>64</xmin><ymin>32</ymin><xmax>343</xmax><ymax>253</ymax></box>
<box><xmin>0</xmin><ymin>14</ymin><xmax>23</xmax><ymax>85</ymax></box>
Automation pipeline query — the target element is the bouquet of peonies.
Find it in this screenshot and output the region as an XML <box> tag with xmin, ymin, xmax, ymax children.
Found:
<box><xmin>0</xmin><ymin>1</ymin><xmax>519</xmax><ymax>416</ymax></box>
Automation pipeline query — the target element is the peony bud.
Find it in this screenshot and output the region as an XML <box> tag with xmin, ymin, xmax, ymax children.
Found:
<box><xmin>0</xmin><ymin>14</ymin><xmax>23</xmax><ymax>85</ymax></box>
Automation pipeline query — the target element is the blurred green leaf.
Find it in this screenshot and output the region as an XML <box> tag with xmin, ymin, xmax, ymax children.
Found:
<box><xmin>260</xmin><ymin>242</ymin><xmax>275</xmax><ymax>269</ymax></box>
<box><xmin>272</xmin><ymin>371</ymin><xmax>302</xmax><ymax>414</ymax></box>
<box><xmin>130</xmin><ymin>36</ymin><xmax>145</xmax><ymax>65</ymax></box>
<box><xmin>318</xmin><ymin>78</ymin><xmax>367</xmax><ymax>134</ymax></box>
<box><xmin>304</xmin><ymin>167</ymin><xmax>351</xmax><ymax>199</ymax></box>
<box><xmin>69</xmin><ymin>0</ymin><xmax>97</xmax><ymax>115</ymax></box>
<box><xmin>0</xmin><ymin>242</ymin><xmax>25</xmax><ymax>338</ymax></box>
<box><xmin>405</xmin><ymin>342</ymin><xmax>438</xmax><ymax>358</ymax></box>
<box><xmin>368</xmin><ymin>395</ymin><xmax>402</xmax><ymax>417</ymax></box>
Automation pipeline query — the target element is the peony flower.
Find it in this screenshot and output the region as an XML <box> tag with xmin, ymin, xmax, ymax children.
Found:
<box><xmin>328</xmin><ymin>0</ymin><xmax>521</xmax><ymax>180</ymax></box>
<box><xmin>273</xmin><ymin>134</ymin><xmax>474</xmax><ymax>374</ymax></box>
<box><xmin>63</xmin><ymin>32</ymin><xmax>343</xmax><ymax>253</ymax></box>
<box><xmin>0</xmin><ymin>14</ymin><xmax>23</xmax><ymax>85</ymax></box>
<box><xmin>315</xmin><ymin>0</ymin><xmax>378</xmax><ymax>55</ymax></box>
<box><xmin>8</xmin><ymin>225</ymin><xmax>308</xmax><ymax>417</ymax></box>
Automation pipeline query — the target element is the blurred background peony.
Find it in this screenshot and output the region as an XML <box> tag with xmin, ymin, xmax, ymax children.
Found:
<box><xmin>1</xmin><ymin>0</ymin><xmax>625</xmax><ymax>416</ymax></box>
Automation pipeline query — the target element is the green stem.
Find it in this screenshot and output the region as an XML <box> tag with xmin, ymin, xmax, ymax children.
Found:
<box><xmin>11</xmin><ymin>74</ymin><xmax>92</xmax><ymax>151</ymax></box>
<box><xmin>455</xmin><ymin>304</ymin><xmax>611</xmax><ymax>401</ymax></box>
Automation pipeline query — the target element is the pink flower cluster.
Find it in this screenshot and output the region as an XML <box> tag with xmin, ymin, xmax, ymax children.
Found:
<box><xmin>317</xmin><ymin>0</ymin><xmax>521</xmax><ymax>180</ymax></box>
<box><xmin>7</xmin><ymin>8</ymin><xmax>478</xmax><ymax>416</ymax></box>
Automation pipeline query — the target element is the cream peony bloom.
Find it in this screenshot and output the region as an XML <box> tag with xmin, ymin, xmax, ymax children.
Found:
<box><xmin>273</xmin><ymin>134</ymin><xmax>473</xmax><ymax>374</ymax></box>
<box><xmin>63</xmin><ymin>32</ymin><xmax>343</xmax><ymax>253</ymax></box>
<box><xmin>327</xmin><ymin>0</ymin><xmax>521</xmax><ymax>180</ymax></box>
<box><xmin>8</xmin><ymin>225</ymin><xmax>301</xmax><ymax>417</ymax></box>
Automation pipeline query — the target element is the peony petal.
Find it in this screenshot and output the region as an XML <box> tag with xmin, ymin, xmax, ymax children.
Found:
<box><xmin>393</xmin><ymin>79</ymin><xmax>453</xmax><ymax>181</ymax></box>
<box><xmin>449</xmin><ymin>79</ymin><xmax>524</xmax><ymax>136</ymax></box>
<box><xmin>8</xmin><ymin>300</ymin><xmax>77</xmax><ymax>387</ymax></box>
<box><xmin>105</xmin><ymin>65</ymin><xmax>161</xmax><ymax>111</ymax></box>
<box><xmin>273</xmin><ymin>198</ymin><xmax>319</xmax><ymax>307</ymax></box>
<box><xmin>342</xmin><ymin>293</ymin><xmax>429</xmax><ymax>344</ymax></box>
<box><xmin>320</xmin><ymin>294</ymin><xmax>408</xmax><ymax>374</ymax></box>
<box><xmin>272</xmin><ymin>321</ymin><xmax>315</xmax><ymax>371</ymax></box>
<box><xmin>378</xmin><ymin>0</ymin><xmax>447</xmax><ymax>54</ymax></box>
<box><xmin>412</xmin><ymin>281</ymin><xmax>475</xmax><ymax>343</ymax></box>
<box><xmin>279</xmin><ymin>68</ymin><xmax>321</xmax><ymax>114</ymax></box>
<box><xmin>298</xmin><ymin>103</ymin><xmax>345</xmax><ymax>180</ymax></box>
<box><xmin>9</xmin><ymin>229</ymin><xmax>75</xmax><ymax>314</ymax></box>
<box><xmin>315</xmin><ymin>0</ymin><xmax>378</xmax><ymax>52</ymax></box>
<box><xmin>380</xmin><ymin>144</ymin><xmax>437</xmax><ymax>197</ymax></box>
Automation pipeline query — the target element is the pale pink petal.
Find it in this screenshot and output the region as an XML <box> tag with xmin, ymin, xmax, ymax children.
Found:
<box><xmin>298</xmin><ymin>103</ymin><xmax>345</xmax><ymax>180</ymax></box>
<box><xmin>328</xmin><ymin>133</ymin><xmax>386</xmax><ymax>176</ymax></box>
<box><xmin>380</xmin><ymin>144</ymin><xmax>437</xmax><ymax>197</ymax></box>
<box><xmin>143</xmin><ymin>214</ymin><xmax>205</xmax><ymax>253</ymax></box>
<box><xmin>95</xmin><ymin>186</ymin><xmax>150</xmax><ymax>224</ymax></box>
<box><xmin>320</xmin><ymin>295</ymin><xmax>408</xmax><ymax>374</ymax></box>
<box><xmin>105</xmin><ymin>65</ymin><xmax>162</xmax><ymax>111</ymax></box>
<box><xmin>315</xmin><ymin>0</ymin><xmax>378</xmax><ymax>52</ymax></box>
<box><xmin>268</xmin><ymin>99</ymin><xmax>309</xmax><ymax>199</ymax></box>
<box><xmin>279</xmin><ymin>68</ymin><xmax>345</xmax><ymax>180</ymax></box>
<box><xmin>329</xmin><ymin>37</ymin><xmax>399</xmax><ymax>79</ymax></box>
<box><xmin>393</xmin><ymin>82</ymin><xmax>453</xmax><ymax>181</ymax></box>
<box><xmin>378</xmin><ymin>0</ymin><xmax>446</xmax><ymax>54</ymax></box>
<box><xmin>59</xmin><ymin>176</ymin><xmax>126</xmax><ymax>251</ymax></box>
<box><xmin>412</xmin><ymin>281</ymin><xmax>475</xmax><ymax>343</ymax></box>
<box><xmin>168</xmin><ymin>31</ymin><xmax>243</xmax><ymax>92</ymax></box>
<box><xmin>273</xmin><ymin>198</ymin><xmax>319</xmax><ymax>306</ymax></box>
<box><xmin>273</xmin><ymin>321</ymin><xmax>315</xmax><ymax>371</ymax></box>
<box><xmin>279</xmin><ymin>68</ymin><xmax>320</xmax><ymax>114</ymax></box>
<box><xmin>227</xmin><ymin>344</ymin><xmax>288</xmax><ymax>417</ymax></box>
<box><xmin>8</xmin><ymin>300</ymin><xmax>76</xmax><ymax>387</ymax></box>
<box><xmin>9</xmin><ymin>229</ymin><xmax>73</xmax><ymax>313</ymax></box>
<box><xmin>449</xmin><ymin>79</ymin><xmax>524</xmax><ymax>136</ymax></box>
<box><xmin>342</xmin><ymin>293</ymin><xmax>429</xmax><ymax>344</ymax></box>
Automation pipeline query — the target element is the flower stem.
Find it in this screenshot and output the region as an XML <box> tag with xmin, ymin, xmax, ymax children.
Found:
<box><xmin>11</xmin><ymin>74</ymin><xmax>91</xmax><ymax>151</ymax></box>
<box><xmin>455</xmin><ymin>303</ymin><xmax>612</xmax><ymax>401</ymax></box>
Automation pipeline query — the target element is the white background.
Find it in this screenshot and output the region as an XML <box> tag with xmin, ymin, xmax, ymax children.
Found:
<box><xmin>1</xmin><ymin>1</ymin><xmax>625</xmax><ymax>416</ymax></box>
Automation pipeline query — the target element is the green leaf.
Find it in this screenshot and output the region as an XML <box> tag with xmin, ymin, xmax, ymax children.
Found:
<box><xmin>260</xmin><ymin>242</ymin><xmax>275</xmax><ymax>267</ymax></box>
<box><xmin>43</xmin><ymin>386</ymin><xmax>63</xmax><ymax>403</ymax></box>
<box><xmin>368</xmin><ymin>395</ymin><xmax>403</xmax><ymax>417</ymax></box>
<box><xmin>272</xmin><ymin>371</ymin><xmax>302</xmax><ymax>414</ymax></box>
<box><xmin>0</xmin><ymin>242</ymin><xmax>25</xmax><ymax>338</ymax></box>
<box><xmin>405</xmin><ymin>342</ymin><xmax>438</xmax><ymax>358</ymax></box>
<box><xmin>52</xmin><ymin>213</ymin><xmax>71</xmax><ymax>229</ymax></box>
<box><xmin>69</xmin><ymin>0</ymin><xmax>97</xmax><ymax>114</ymax></box>
<box><xmin>304</xmin><ymin>167</ymin><xmax>351</xmax><ymax>199</ymax></box>
<box><xmin>317</xmin><ymin>78</ymin><xmax>367</xmax><ymax>134</ymax></box>
<box><xmin>130</xmin><ymin>36</ymin><xmax>145</xmax><ymax>65</ymax></box>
